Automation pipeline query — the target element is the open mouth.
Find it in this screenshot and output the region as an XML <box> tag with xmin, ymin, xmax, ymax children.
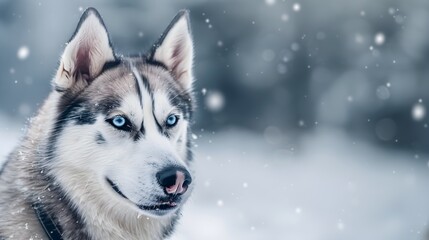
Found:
<box><xmin>106</xmin><ymin>178</ymin><xmax>180</xmax><ymax>213</ymax></box>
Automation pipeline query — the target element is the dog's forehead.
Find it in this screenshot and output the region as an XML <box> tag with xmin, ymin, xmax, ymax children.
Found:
<box><xmin>81</xmin><ymin>59</ymin><xmax>188</xmax><ymax>119</ymax></box>
<box><xmin>85</xmin><ymin>61</ymin><xmax>173</xmax><ymax>100</ymax></box>
<box><xmin>129</xmin><ymin>57</ymin><xmax>179</xmax><ymax>93</ymax></box>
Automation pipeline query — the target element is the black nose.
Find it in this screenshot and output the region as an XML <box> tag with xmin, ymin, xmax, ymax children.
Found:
<box><xmin>156</xmin><ymin>167</ymin><xmax>192</xmax><ymax>195</ymax></box>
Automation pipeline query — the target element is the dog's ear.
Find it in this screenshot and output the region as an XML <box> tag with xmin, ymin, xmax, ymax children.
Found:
<box><xmin>150</xmin><ymin>10</ymin><xmax>194</xmax><ymax>90</ymax></box>
<box><xmin>54</xmin><ymin>8</ymin><xmax>115</xmax><ymax>91</ymax></box>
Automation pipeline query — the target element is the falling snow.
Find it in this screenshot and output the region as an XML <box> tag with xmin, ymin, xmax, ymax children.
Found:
<box><xmin>17</xmin><ymin>46</ymin><xmax>29</xmax><ymax>60</ymax></box>
<box><xmin>265</xmin><ymin>0</ymin><xmax>276</xmax><ymax>6</ymax></box>
<box><xmin>205</xmin><ymin>91</ymin><xmax>225</xmax><ymax>112</ymax></box>
<box><xmin>293</xmin><ymin>3</ymin><xmax>301</xmax><ymax>12</ymax></box>
<box><xmin>412</xmin><ymin>103</ymin><xmax>426</xmax><ymax>121</ymax></box>
<box><xmin>374</xmin><ymin>32</ymin><xmax>385</xmax><ymax>45</ymax></box>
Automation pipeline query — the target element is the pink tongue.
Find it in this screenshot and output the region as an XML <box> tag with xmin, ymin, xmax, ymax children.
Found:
<box><xmin>166</xmin><ymin>171</ymin><xmax>186</xmax><ymax>194</ymax></box>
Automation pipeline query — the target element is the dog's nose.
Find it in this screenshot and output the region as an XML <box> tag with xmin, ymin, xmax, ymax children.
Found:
<box><xmin>156</xmin><ymin>167</ymin><xmax>192</xmax><ymax>195</ymax></box>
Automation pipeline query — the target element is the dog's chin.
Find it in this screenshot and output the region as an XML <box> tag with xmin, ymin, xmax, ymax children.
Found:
<box><xmin>106</xmin><ymin>178</ymin><xmax>181</xmax><ymax>217</ymax></box>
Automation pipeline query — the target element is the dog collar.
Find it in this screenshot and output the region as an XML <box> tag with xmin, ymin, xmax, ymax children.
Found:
<box><xmin>32</xmin><ymin>202</ymin><xmax>64</xmax><ymax>240</ymax></box>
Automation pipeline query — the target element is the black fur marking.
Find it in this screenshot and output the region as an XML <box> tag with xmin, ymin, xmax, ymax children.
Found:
<box><xmin>139</xmin><ymin>72</ymin><xmax>151</xmax><ymax>93</ymax></box>
<box><xmin>133</xmin><ymin>75</ymin><xmax>143</xmax><ymax>108</ymax></box>
<box><xmin>143</xmin><ymin>83</ymin><xmax>165</xmax><ymax>135</ymax></box>
<box><xmin>145</xmin><ymin>59</ymin><xmax>169</xmax><ymax>71</ymax></box>
<box><xmin>131</xmin><ymin>64</ymin><xmax>152</xmax><ymax>114</ymax></box>
<box><xmin>55</xmin><ymin>99</ymin><xmax>97</xmax><ymax>126</ymax></box>
<box><xmin>98</xmin><ymin>98</ymin><xmax>121</xmax><ymax>115</ymax></box>
<box><xmin>106</xmin><ymin>178</ymin><xmax>128</xmax><ymax>199</ymax></box>
<box><xmin>140</xmin><ymin>120</ymin><xmax>146</xmax><ymax>136</ymax></box>
<box><xmin>131</xmin><ymin>68</ymin><xmax>155</xmax><ymax>138</ymax></box>
<box><xmin>96</xmin><ymin>132</ymin><xmax>106</xmax><ymax>144</ymax></box>
<box><xmin>168</xmin><ymin>91</ymin><xmax>193</xmax><ymax>121</ymax></box>
<box><xmin>164</xmin><ymin>130</ymin><xmax>171</xmax><ymax>139</ymax></box>
<box><xmin>101</xmin><ymin>59</ymin><xmax>122</xmax><ymax>73</ymax></box>
<box><xmin>133</xmin><ymin>132</ymin><xmax>141</xmax><ymax>142</ymax></box>
<box><xmin>151</xmin><ymin>99</ymin><xmax>164</xmax><ymax>134</ymax></box>
<box><xmin>54</xmin><ymin>85</ymin><xmax>67</xmax><ymax>93</ymax></box>
<box><xmin>153</xmin><ymin>112</ymin><xmax>164</xmax><ymax>135</ymax></box>
<box><xmin>133</xmin><ymin>121</ymin><xmax>145</xmax><ymax>142</ymax></box>
<box><xmin>74</xmin><ymin>109</ymin><xmax>97</xmax><ymax>125</ymax></box>
<box><xmin>46</xmin><ymin>98</ymin><xmax>83</xmax><ymax>164</ymax></box>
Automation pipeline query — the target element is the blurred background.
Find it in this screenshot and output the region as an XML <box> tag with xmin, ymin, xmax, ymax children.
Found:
<box><xmin>1</xmin><ymin>0</ymin><xmax>429</xmax><ymax>239</ymax></box>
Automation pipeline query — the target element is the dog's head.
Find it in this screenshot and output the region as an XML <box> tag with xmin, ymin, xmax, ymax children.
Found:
<box><xmin>48</xmin><ymin>8</ymin><xmax>195</xmax><ymax>217</ymax></box>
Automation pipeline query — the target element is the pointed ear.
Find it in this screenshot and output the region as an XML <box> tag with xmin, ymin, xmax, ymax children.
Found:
<box><xmin>150</xmin><ymin>10</ymin><xmax>194</xmax><ymax>90</ymax></box>
<box><xmin>54</xmin><ymin>8</ymin><xmax>115</xmax><ymax>91</ymax></box>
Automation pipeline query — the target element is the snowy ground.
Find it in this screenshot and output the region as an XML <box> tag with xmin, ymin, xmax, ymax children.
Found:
<box><xmin>1</xmin><ymin>115</ymin><xmax>428</xmax><ymax>240</ymax></box>
<box><xmin>171</xmin><ymin>129</ymin><xmax>429</xmax><ymax>240</ymax></box>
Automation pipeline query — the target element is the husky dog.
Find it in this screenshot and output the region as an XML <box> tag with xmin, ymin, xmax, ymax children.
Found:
<box><xmin>0</xmin><ymin>7</ymin><xmax>195</xmax><ymax>240</ymax></box>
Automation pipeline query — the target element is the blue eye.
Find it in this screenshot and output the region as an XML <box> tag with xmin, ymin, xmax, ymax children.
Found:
<box><xmin>112</xmin><ymin>116</ymin><xmax>126</xmax><ymax>127</ymax></box>
<box><xmin>166</xmin><ymin>114</ymin><xmax>178</xmax><ymax>127</ymax></box>
<box><xmin>107</xmin><ymin>115</ymin><xmax>132</xmax><ymax>131</ymax></box>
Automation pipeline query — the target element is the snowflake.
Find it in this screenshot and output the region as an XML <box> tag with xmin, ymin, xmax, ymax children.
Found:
<box><xmin>412</xmin><ymin>103</ymin><xmax>425</xmax><ymax>121</ymax></box>
<box><xmin>293</xmin><ymin>3</ymin><xmax>301</xmax><ymax>12</ymax></box>
<box><xmin>206</xmin><ymin>91</ymin><xmax>225</xmax><ymax>112</ymax></box>
<box><xmin>17</xmin><ymin>46</ymin><xmax>30</xmax><ymax>60</ymax></box>
<box><xmin>265</xmin><ymin>0</ymin><xmax>276</xmax><ymax>6</ymax></box>
<box><xmin>374</xmin><ymin>33</ymin><xmax>385</xmax><ymax>45</ymax></box>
